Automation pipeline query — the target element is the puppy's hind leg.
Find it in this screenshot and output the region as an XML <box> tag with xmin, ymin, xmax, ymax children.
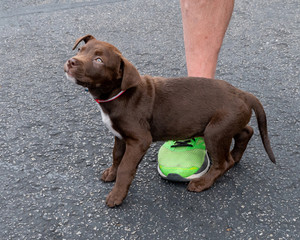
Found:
<box><xmin>231</xmin><ymin>125</ymin><xmax>253</xmax><ymax>163</ymax></box>
<box><xmin>188</xmin><ymin>119</ymin><xmax>235</xmax><ymax>192</ymax></box>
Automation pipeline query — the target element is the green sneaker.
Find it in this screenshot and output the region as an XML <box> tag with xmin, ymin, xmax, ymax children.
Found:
<box><xmin>157</xmin><ymin>137</ymin><xmax>210</xmax><ymax>182</ymax></box>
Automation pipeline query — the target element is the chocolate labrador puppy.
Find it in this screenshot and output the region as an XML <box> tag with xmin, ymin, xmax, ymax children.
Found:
<box><xmin>64</xmin><ymin>35</ymin><xmax>276</xmax><ymax>207</ymax></box>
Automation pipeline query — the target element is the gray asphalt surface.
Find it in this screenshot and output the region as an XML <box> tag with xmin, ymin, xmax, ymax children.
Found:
<box><xmin>0</xmin><ymin>0</ymin><xmax>299</xmax><ymax>239</ymax></box>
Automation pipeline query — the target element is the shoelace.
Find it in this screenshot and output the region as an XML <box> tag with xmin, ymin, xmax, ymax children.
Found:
<box><xmin>171</xmin><ymin>138</ymin><xmax>195</xmax><ymax>148</ymax></box>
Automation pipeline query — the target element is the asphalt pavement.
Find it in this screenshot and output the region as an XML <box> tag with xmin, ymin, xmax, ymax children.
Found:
<box><xmin>0</xmin><ymin>0</ymin><xmax>299</xmax><ymax>239</ymax></box>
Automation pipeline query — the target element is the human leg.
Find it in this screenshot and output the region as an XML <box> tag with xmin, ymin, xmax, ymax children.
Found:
<box><xmin>180</xmin><ymin>0</ymin><xmax>234</xmax><ymax>78</ymax></box>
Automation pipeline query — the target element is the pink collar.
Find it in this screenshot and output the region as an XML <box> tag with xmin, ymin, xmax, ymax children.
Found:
<box><xmin>94</xmin><ymin>90</ymin><xmax>126</xmax><ymax>103</ymax></box>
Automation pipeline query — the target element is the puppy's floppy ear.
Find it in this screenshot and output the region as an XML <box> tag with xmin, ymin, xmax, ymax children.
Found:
<box><xmin>120</xmin><ymin>57</ymin><xmax>141</xmax><ymax>91</ymax></box>
<box><xmin>72</xmin><ymin>35</ymin><xmax>95</xmax><ymax>50</ymax></box>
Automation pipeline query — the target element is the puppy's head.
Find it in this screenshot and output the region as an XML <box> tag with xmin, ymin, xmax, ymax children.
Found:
<box><xmin>64</xmin><ymin>35</ymin><xmax>141</xmax><ymax>92</ymax></box>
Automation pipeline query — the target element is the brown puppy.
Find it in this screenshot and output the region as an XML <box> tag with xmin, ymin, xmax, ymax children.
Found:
<box><xmin>64</xmin><ymin>35</ymin><xmax>276</xmax><ymax>207</ymax></box>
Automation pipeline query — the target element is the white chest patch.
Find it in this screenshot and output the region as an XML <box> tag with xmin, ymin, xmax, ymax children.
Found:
<box><xmin>99</xmin><ymin>106</ymin><xmax>123</xmax><ymax>139</ymax></box>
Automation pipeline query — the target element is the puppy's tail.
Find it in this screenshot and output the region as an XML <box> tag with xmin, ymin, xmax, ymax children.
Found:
<box><xmin>249</xmin><ymin>94</ymin><xmax>276</xmax><ymax>164</ymax></box>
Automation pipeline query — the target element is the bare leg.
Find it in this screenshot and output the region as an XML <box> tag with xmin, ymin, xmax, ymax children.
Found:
<box><xmin>180</xmin><ymin>0</ymin><xmax>234</xmax><ymax>78</ymax></box>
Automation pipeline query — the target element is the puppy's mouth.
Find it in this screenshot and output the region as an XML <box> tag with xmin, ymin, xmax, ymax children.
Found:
<box><xmin>65</xmin><ymin>72</ymin><xmax>77</xmax><ymax>83</ymax></box>
<box><xmin>65</xmin><ymin>72</ymin><xmax>94</xmax><ymax>88</ymax></box>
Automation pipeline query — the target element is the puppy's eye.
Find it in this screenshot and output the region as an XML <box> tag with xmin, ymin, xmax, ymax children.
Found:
<box><xmin>95</xmin><ymin>58</ymin><xmax>103</xmax><ymax>63</ymax></box>
<box><xmin>77</xmin><ymin>48</ymin><xmax>81</xmax><ymax>52</ymax></box>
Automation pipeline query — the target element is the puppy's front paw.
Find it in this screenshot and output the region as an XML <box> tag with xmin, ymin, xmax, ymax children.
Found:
<box><xmin>101</xmin><ymin>167</ymin><xmax>117</xmax><ymax>182</ymax></box>
<box><xmin>106</xmin><ymin>190</ymin><xmax>125</xmax><ymax>208</ymax></box>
